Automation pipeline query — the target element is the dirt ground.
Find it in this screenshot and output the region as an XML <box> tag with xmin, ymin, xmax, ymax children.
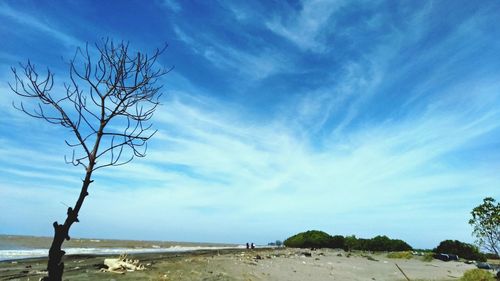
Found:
<box><xmin>0</xmin><ymin>248</ymin><xmax>486</xmax><ymax>281</ymax></box>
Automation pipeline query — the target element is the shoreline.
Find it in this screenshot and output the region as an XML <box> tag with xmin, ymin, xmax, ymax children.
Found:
<box><xmin>0</xmin><ymin>234</ymin><xmax>246</xmax><ymax>262</ymax></box>
<box><xmin>0</xmin><ymin>245</ymin><xmax>248</xmax><ymax>262</ymax></box>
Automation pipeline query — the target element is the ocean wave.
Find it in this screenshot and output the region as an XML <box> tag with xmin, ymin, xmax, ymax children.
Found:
<box><xmin>0</xmin><ymin>245</ymin><xmax>245</xmax><ymax>261</ymax></box>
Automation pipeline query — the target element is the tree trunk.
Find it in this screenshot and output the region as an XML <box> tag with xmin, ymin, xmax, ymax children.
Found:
<box><xmin>42</xmin><ymin>170</ymin><xmax>93</xmax><ymax>281</ymax></box>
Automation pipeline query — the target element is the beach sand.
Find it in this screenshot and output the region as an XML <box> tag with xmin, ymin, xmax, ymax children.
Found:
<box><xmin>0</xmin><ymin>248</ymin><xmax>480</xmax><ymax>281</ymax></box>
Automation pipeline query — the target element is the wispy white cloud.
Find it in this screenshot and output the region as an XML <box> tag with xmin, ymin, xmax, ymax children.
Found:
<box><xmin>0</xmin><ymin>2</ymin><xmax>81</xmax><ymax>47</ymax></box>
<box><xmin>286</xmin><ymin>1</ymin><xmax>497</xmax><ymax>138</ymax></box>
<box><xmin>266</xmin><ymin>0</ymin><xmax>345</xmax><ymax>53</ymax></box>
<box><xmin>159</xmin><ymin>0</ymin><xmax>181</xmax><ymax>13</ymax></box>
<box><xmin>37</xmin><ymin>82</ymin><xmax>495</xmax><ymax>245</ymax></box>
<box><xmin>173</xmin><ymin>25</ymin><xmax>289</xmax><ymax>80</ymax></box>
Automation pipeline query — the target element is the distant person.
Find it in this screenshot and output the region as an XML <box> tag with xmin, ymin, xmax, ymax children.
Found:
<box><xmin>246</xmin><ymin>243</ymin><xmax>249</xmax><ymax>249</ymax></box>
<box><xmin>251</xmin><ymin>243</ymin><xmax>255</xmax><ymax>249</ymax></box>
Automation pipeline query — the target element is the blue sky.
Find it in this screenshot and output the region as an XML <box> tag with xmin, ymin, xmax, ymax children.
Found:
<box><xmin>0</xmin><ymin>0</ymin><xmax>499</xmax><ymax>249</ymax></box>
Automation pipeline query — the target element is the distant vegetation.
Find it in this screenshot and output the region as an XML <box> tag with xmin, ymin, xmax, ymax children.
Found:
<box><xmin>284</xmin><ymin>230</ymin><xmax>335</xmax><ymax>248</ymax></box>
<box><xmin>283</xmin><ymin>230</ymin><xmax>494</xmax><ymax>264</ymax></box>
<box><xmin>346</xmin><ymin>235</ymin><xmax>412</xmax><ymax>252</ymax></box>
<box><xmin>421</xmin><ymin>252</ymin><xmax>434</xmax><ymax>262</ymax></box>
<box><xmin>433</xmin><ymin>240</ymin><xmax>487</xmax><ymax>262</ymax></box>
<box><xmin>283</xmin><ymin>230</ymin><xmax>412</xmax><ymax>251</ymax></box>
<box><xmin>386</xmin><ymin>251</ymin><xmax>413</xmax><ymax>259</ymax></box>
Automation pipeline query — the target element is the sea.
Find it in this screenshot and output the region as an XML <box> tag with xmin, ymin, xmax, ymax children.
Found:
<box><xmin>0</xmin><ymin>235</ymin><xmax>244</xmax><ymax>261</ymax></box>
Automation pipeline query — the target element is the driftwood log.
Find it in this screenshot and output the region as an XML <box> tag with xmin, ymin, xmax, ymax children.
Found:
<box><xmin>101</xmin><ymin>254</ymin><xmax>146</xmax><ymax>274</ymax></box>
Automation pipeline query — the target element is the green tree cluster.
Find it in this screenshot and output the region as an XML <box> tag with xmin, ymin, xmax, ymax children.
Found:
<box><xmin>345</xmin><ymin>235</ymin><xmax>412</xmax><ymax>252</ymax></box>
<box><xmin>284</xmin><ymin>230</ymin><xmax>412</xmax><ymax>251</ymax></box>
<box><xmin>433</xmin><ymin>240</ymin><xmax>486</xmax><ymax>261</ymax></box>
<box><xmin>284</xmin><ymin>230</ymin><xmax>337</xmax><ymax>248</ymax></box>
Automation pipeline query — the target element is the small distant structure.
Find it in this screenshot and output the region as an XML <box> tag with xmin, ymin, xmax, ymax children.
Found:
<box><xmin>433</xmin><ymin>253</ymin><xmax>459</xmax><ymax>261</ymax></box>
<box><xmin>476</xmin><ymin>262</ymin><xmax>492</xmax><ymax>270</ymax></box>
<box><xmin>268</xmin><ymin>240</ymin><xmax>283</xmax><ymax>247</ymax></box>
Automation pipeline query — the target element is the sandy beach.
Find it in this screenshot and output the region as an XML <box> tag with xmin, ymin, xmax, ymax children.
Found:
<box><xmin>0</xmin><ymin>247</ymin><xmax>484</xmax><ymax>281</ymax></box>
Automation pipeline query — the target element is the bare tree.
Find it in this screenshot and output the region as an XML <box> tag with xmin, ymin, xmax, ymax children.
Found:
<box><xmin>9</xmin><ymin>39</ymin><xmax>169</xmax><ymax>281</ymax></box>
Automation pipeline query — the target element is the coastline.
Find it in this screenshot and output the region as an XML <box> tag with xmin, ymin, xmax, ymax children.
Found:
<box><xmin>0</xmin><ymin>245</ymin><xmax>247</xmax><ymax>262</ymax></box>
<box><xmin>0</xmin><ymin>234</ymin><xmax>243</xmax><ymax>261</ymax></box>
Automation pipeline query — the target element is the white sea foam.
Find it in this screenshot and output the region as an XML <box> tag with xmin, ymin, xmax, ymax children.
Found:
<box><xmin>0</xmin><ymin>245</ymin><xmax>245</xmax><ymax>261</ymax></box>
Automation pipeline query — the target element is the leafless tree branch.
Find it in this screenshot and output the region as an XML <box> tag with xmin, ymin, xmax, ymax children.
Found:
<box><xmin>10</xmin><ymin>39</ymin><xmax>170</xmax><ymax>281</ymax></box>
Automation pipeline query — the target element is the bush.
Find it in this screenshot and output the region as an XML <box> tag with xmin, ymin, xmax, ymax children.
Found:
<box><xmin>387</xmin><ymin>251</ymin><xmax>413</xmax><ymax>259</ymax></box>
<box><xmin>421</xmin><ymin>252</ymin><xmax>434</xmax><ymax>262</ymax></box>
<box><xmin>283</xmin><ymin>230</ymin><xmax>333</xmax><ymax>248</ymax></box>
<box><xmin>460</xmin><ymin>269</ymin><xmax>495</xmax><ymax>281</ymax></box>
<box><xmin>434</xmin><ymin>240</ymin><xmax>487</xmax><ymax>262</ymax></box>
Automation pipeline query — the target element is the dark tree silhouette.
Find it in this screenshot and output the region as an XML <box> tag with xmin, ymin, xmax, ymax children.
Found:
<box><xmin>9</xmin><ymin>39</ymin><xmax>170</xmax><ymax>281</ymax></box>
